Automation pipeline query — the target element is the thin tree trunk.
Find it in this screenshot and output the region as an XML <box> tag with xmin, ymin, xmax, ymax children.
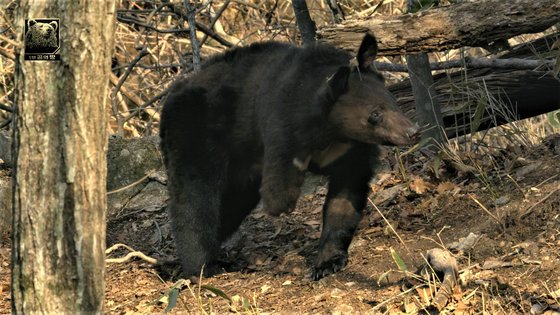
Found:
<box><xmin>11</xmin><ymin>1</ymin><xmax>116</xmax><ymax>313</ymax></box>
<box><xmin>407</xmin><ymin>53</ymin><xmax>446</xmax><ymax>143</ymax></box>
<box><xmin>292</xmin><ymin>0</ymin><xmax>316</xmax><ymax>45</ymax></box>
<box><xmin>405</xmin><ymin>0</ymin><xmax>445</xmax><ymax>145</ymax></box>
<box><xmin>184</xmin><ymin>0</ymin><xmax>201</xmax><ymax>72</ymax></box>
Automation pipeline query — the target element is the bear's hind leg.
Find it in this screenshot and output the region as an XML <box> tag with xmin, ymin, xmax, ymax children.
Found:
<box><xmin>219</xmin><ymin>164</ymin><xmax>262</xmax><ymax>242</ymax></box>
<box><xmin>167</xmin><ymin>166</ymin><xmax>224</xmax><ymax>278</ymax></box>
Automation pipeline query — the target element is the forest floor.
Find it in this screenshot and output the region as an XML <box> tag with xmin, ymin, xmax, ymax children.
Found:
<box><xmin>0</xmin><ymin>135</ymin><xmax>559</xmax><ymax>314</ymax></box>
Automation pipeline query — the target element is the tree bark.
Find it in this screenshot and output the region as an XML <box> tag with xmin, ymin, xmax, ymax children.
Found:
<box><xmin>184</xmin><ymin>0</ymin><xmax>201</xmax><ymax>72</ymax></box>
<box><xmin>292</xmin><ymin>0</ymin><xmax>317</xmax><ymax>45</ymax></box>
<box><xmin>11</xmin><ymin>1</ymin><xmax>116</xmax><ymax>313</ymax></box>
<box><xmin>405</xmin><ymin>0</ymin><xmax>445</xmax><ymax>145</ymax></box>
<box><xmin>406</xmin><ymin>53</ymin><xmax>446</xmax><ymax>143</ymax></box>
<box><xmin>317</xmin><ymin>0</ymin><xmax>560</xmax><ymax>55</ymax></box>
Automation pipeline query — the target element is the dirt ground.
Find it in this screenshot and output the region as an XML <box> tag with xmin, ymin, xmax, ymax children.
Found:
<box><xmin>1</xmin><ymin>136</ymin><xmax>559</xmax><ymax>314</ymax></box>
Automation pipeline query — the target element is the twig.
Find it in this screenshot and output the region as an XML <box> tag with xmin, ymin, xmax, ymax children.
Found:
<box><xmin>368</xmin><ymin>197</ymin><xmax>409</xmax><ymax>252</ymax></box>
<box><xmin>196</xmin><ymin>22</ymin><xmax>235</xmax><ymax>47</ymax></box>
<box><xmin>533</xmin><ymin>174</ymin><xmax>558</xmax><ymax>189</ymax></box>
<box><xmin>116</xmin><ymin>15</ymin><xmax>190</xmax><ymax>34</ymax></box>
<box><xmin>106</xmin><ymin>243</ymin><xmax>135</xmax><ymax>254</ymax></box>
<box><xmin>122</xmin><ymin>89</ymin><xmax>169</xmax><ymax>123</ymax></box>
<box><xmin>371</xmin><ymin>284</ymin><xmax>423</xmax><ymax>312</ymax></box>
<box><xmin>117</xmin><ymin>8</ymin><xmax>233</xmax><ymax>47</ymax></box>
<box><xmin>195</xmin><ymin>21</ymin><xmax>234</xmax><ymax>47</ymax></box>
<box><xmin>112</xmin><ymin>62</ymin><xmax>182</xmax><ymax>71</ymax></box>
<box><xmin>0</xmin><ymin>46</ymin><xmax>15</xmax><ymax>60</ymax></box>
<box><xmin>111</xmin><ymin>48</ymin><xmax>150</xmax><ymax>136</ymax></box>
<box><xmin>184</xmin><ymin>0</ymin><xmax>201</xmax><ymax>72</ymax></box>
<box><xmin>107</xmin><ymin>169</ymin><xmax>155</xmax><ymax>195</ymax></box>
<box><xmin>109</xmin><ymin>74</ymin><xmax>161</xmax><ymax>121</ymax></box>
<box><xmin>0</xmin><ymin>103</ymin><xmax>13</xmax><ymax>112</ymax></box>
<box><xmin>520</xmin><ymin>186</ymin><xmax>560</xmax><ymax>218</ymax></box>
<box><xmin>199</xmin><ymin>0</ymin><xmax>231</xmax><ymax>47</ymax></box>
<box><xmin>505</xmin><ymin>174</ymin><xmax>526</xmax><ymax>199</ymax></box>
<box><xmin>106</xmin><ymin>243</ymin><xmax>158</xmax><ymax>264</ymax></box>
<box><xmin>468</xmin><ymin>194</ymin><xmax>505</xmax><ymax>231</ymax></box>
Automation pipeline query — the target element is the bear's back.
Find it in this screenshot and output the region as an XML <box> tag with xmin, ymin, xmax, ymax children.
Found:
<box><xmin>201</xmin><ymin>41</ymin><xmax>350</xmax><ymax>73</ymax></box>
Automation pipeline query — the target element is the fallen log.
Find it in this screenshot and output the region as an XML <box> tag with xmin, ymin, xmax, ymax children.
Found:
<box><xmin>390</xmin><ymin>69</ymin><xmax>560</xmax><ymax>139</ymax></box>
<box><xmin>317</xmin><ymin>0</ymin><xmax>560</xmax><ymax>56</ymax></box>
<box><xmin>390</xmin><ymin>32</ymin><xmax>560</xmax><ymax>138</ymax></box>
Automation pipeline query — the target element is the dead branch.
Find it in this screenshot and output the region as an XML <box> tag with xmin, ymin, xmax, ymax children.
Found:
<box><xmin>376</xmin><ymin>57</ymin><xmax>556</xmax><ymax>73</ymax></box>
<box><xmin>106</xmin><ymin>169</ymin><xmax>155</xmax><ymax>196</ymax></box>
<box><xmin>106</xmin><ymin>243</ymin><xmax>135</xmax><ymax>254</ymax></box>
<box><xmin>123</xmin><ymin>89</ymin><xmax>169</xmax><ymax>123</ymax></box>
<box><xmin>0</xmin><ymin>45</ymin><xmax>14</xmax><ymax>60</ymax></box>
<box><xmin>116</xmin><ymin>15</ymin><xmax>190</xmax><ymax>34</ymax></box>
<box><xmin>199</xmin><ymin>0</ymin><xmax>231</xmax><ymax>47</ymax></box>
<box><xmin>0</xmin><ymin>103</ymin><xmax>12</xmax><ymax>112</ymax></box>
<box><xmin>109</xmin><ymin>74</ymin><xmax>161</xmax><ymax>122</ymax></box>
<box><xmin>111</xmin><ymin>48</ymin><xmax>150</xmax><ymax>135</ymax></box>
<box><xmin>194</xmin><ymin>21</ymin><xmax>234</xmax><ymax>47</ymax></box>
<box><xmin>105</xmin><ymin>243</ymin><xmax>158</xmax><ymax>265</ymax></box>
<box><xmin>168</xmin><ymin>4</ymin><xmax>234</xmax><ymax>47</ymax></box>
<box><xmin>519</xmin><ymin>186</ymin><xmax>560</xmax><ymax>219</ymax></box>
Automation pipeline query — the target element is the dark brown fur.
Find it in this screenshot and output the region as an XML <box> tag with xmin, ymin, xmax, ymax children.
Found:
<box><xmin>160</xmin><ymin>34</ymin><xmax>418</xmax><ymax>280</ymax></box>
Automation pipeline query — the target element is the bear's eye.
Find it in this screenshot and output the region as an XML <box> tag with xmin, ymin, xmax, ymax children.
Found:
<box><xmin>368</xmin><ymin>112</ymin><xmax>383</xmax><ymax>125</ymax></box>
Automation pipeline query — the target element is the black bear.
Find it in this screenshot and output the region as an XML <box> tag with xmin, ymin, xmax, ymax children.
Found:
<box><xmin>160</xmin><ymin>33</ymin><xmax>419</xmax><ymax>280</ymax></box>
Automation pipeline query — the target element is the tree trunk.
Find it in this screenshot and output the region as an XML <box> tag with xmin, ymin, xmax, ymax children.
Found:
<box><xmin>184</xmin><ymin>0</ymin><xmax>201</xmax><ymax>72</ymax></box>
<box><xmin>405</xmin><ymin>0</ymin><xmax>445</xmax><ymax>145</ymax></box>
<box><xmin>11</xmin><ymin>1</ymin><xmax>116</xmax><ymax>313</ymax></box>
<box><xmin>292</xmin><ymin>0</ymin><xmax>317</xmax><ymax>45</ymax></box>
<box><xmin>317</xmin><ymin>0</ymin><xmax>560</xmax><ymax>55</ymax></box>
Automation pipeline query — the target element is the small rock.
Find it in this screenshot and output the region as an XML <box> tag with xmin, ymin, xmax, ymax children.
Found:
<box><xmin>331</xmin><ymin>303</ymin><xmax>354</xmax><ymax>314</ymax></box>
<box><xmin>530</xmin><ymin>303</ymin><xmax>545</xmax><ymax>315</ymax></box>
<box><xmin>495</xmin><ymin>196</ymin><xmax>510</xmax><ymax>205</ymax></box>
<box><xmin>330</xmin><ymin>288</ymin><xmax>343</xmax><ymax>298</ymax></box>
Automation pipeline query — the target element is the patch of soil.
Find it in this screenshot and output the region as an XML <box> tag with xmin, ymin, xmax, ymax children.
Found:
<box><xmin>1</xmin><ymin>138</ymin><xmax>559</xmax><ymax>314</ymax></box>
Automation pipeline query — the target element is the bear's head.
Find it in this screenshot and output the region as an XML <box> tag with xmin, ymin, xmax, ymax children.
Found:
<box><xmin>27</xmin><ymin>19</ymin><xmax>58</xmax><ymax>38</ymax></box>
<box><xmin>323</xmin><ymin>34</ymin><xmax>420</xmax><ymax>147</ymax></box>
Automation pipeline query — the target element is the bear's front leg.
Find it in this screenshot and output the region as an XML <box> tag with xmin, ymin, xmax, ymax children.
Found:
<box><xmin>311</xmin><ymin>144</ymin><xmax>374</xmax><ymax>280</ymax></box>
<box><xmin>260</xmin><ymin>149</ymin><xmax>305</xmax><ymax>216</ymax></box>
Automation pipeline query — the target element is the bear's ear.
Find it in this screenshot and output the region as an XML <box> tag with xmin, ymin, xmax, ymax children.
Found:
<box><xmin>49</xmin><ymin>21</ymin><xmax>58</xmax><ymax>31</ymax></box>
<box><xmin>326</xmin><ymin>66</ymin><xmax>350</xmax><ymax>100</ymax></box>
<box><xmin>357</xmin><ymin>33</ymin><xmax>378</xmax><ymax>71</ymax></box>
<box><xmin>28</xmin><ymin>19</ymin><xmax>37</xmax><ymax>28</ymax></box>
